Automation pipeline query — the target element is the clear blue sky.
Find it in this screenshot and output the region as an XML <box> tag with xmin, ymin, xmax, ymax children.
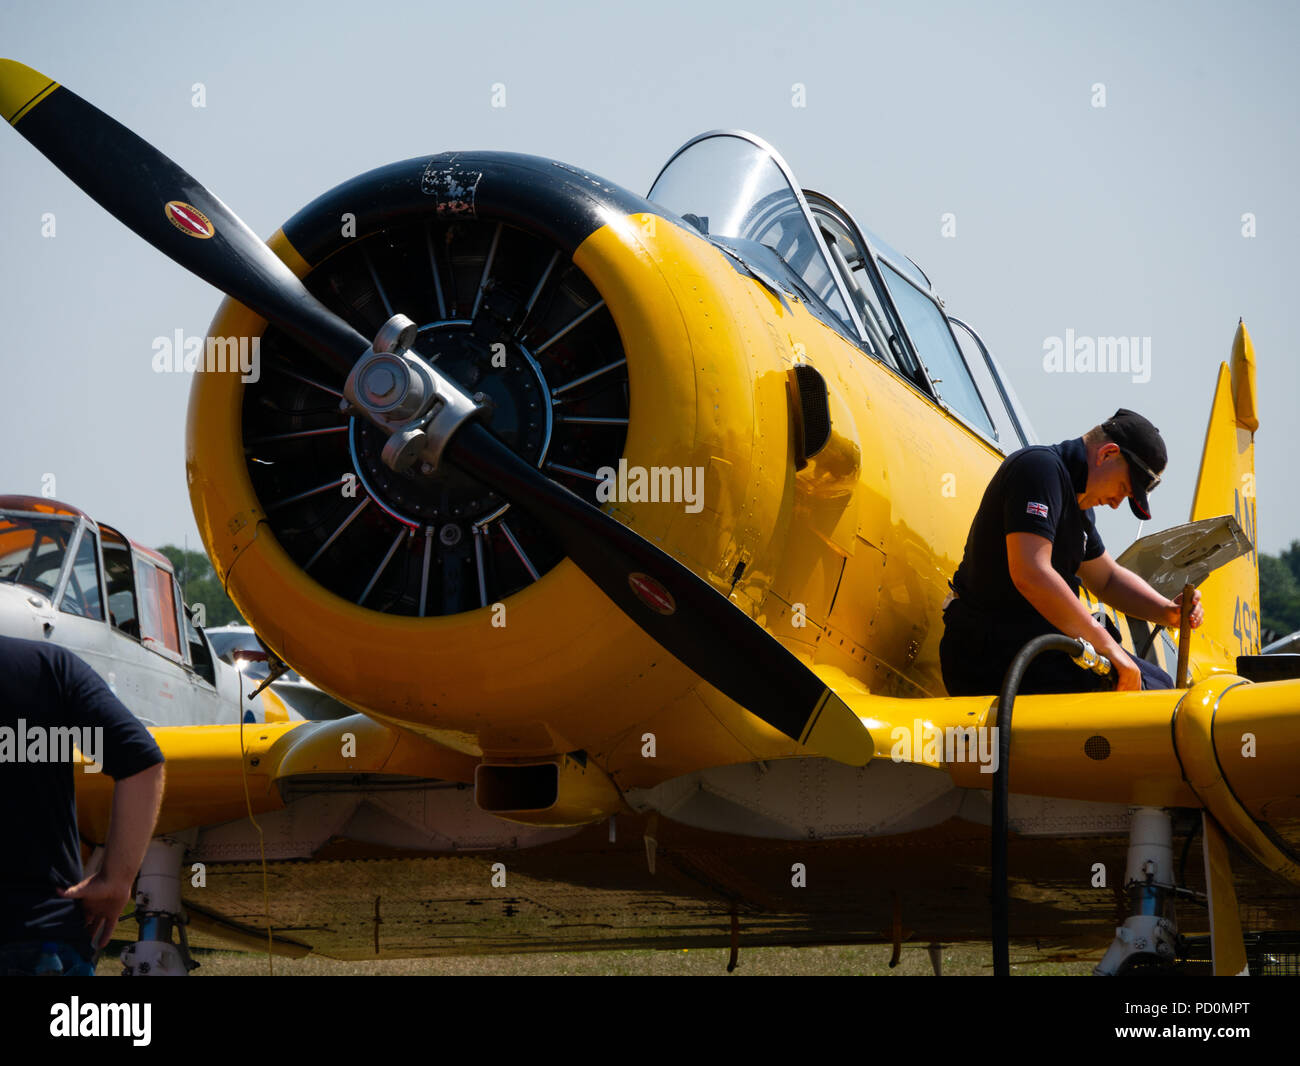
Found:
<box><xmin>2</xmin><ymin>0</ymin><xmax>1297</xmax><ymax>555</ymax></box>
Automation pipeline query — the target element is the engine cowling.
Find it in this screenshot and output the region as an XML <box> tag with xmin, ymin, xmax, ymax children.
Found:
<box><xmin>187</xmin><ymin>152</ymin><xmax>804</xmax><ymax>764</ymax></box>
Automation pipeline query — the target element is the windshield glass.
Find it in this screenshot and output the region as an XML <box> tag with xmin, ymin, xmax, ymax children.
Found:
<box><xmin>0</xmin><ymin>511</ymin><xmax>77</xmax><ymax>599</ymax></box>
<box><xmin>862</xmin><ymin>224</ymin><xmax>930</xmax><ymax>291</ymax></box>
<box><xmin>648</xmin><ymin>132</ymin><xmax>857</xmax><ymax>334</ymax></box>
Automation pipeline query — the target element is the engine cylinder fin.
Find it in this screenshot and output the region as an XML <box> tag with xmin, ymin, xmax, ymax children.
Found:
<box><xmin>519</xmin><ymin>249</ymin><xmax>560</xmax><ymax>331</ymax></box>
<box><xmin>545</xmin><ymin>462</ymin><xmax>602</xmax><ymax>482</ymax></box>
<box><xmin>306</xmin><ymin>498</ymin><xmax>370</xmax><ymax>571</ymax></box>
<box><xmin>473</xmin><ymin>525</ymin><xmax>489</xmax><ymax>608</ymax></box>
<box><xmin>471</xmin><ymin>222</ymin><xmax>502</xmax><ymax>321</ymax></box>
<box><xmin>558</xmin><ymin>415</ymin><xmax>629</xmax><ymax>426</ymax></box>
<box><xmin>534</xmin><ymin>298</ymin><xmax>606</xmax><ymax>354</ymax></box>
<box><xmin>552</xmin><ymin>357</ymin><xmax>627</xmax><ymax>398</ymax></box>
<box><xmin>267</xmin><ymin>476</ymin><xmax>349</xmax><ymax>511</ymax></box>
<box><xmin>359</xmin><ymin>526</ymin><xmax>408</xmax><ymax>606</ymax></box>
<box><xmin>424</xmin><ymin>222</ymin><xmax>447</xmax><ymax>320</ymax></box>
<box><xmin>499</xmin><ymin>519</ymin><xmax>540</xmax><ymax>581</ymax></box>
<box><xmin>267</xmin><ymin>363</ymin><xmax>343</xmax><ymax>397</ymax></box>
<box><xmin>362</xmin><ymin>246</ymin><xmax>394</xmax><ymax>318</ymax></box>
<box><xmin>247</xmin><ymin>426</ymin><xmax>348</xmax><ymax>446</ymax></box>
<box><xmin>418</xmin><ymin>527</ymin><xmax>434</xmax><ymax>617</ymax></box>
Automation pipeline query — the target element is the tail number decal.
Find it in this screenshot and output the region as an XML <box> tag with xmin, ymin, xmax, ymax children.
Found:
<box><xmin>1233</xmin><ymin>597</ymin><xmax>1259</xmax><ymax>655</ymax></box>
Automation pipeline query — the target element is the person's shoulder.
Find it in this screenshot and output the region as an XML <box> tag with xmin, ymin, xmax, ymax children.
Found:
<box><xmin>0</xmin><ymin>634</ymin><xmax>97</xmax><ymax>681</ymax></box>
<box><xmin>0</xmin><ymin>633</ymin><xmax>62</xmax><ymax>668</ymax></box>
<box><xmin>999</xmin><ymin>444</ymin><xmax>1066</xmax><ymax>479</ymax></box>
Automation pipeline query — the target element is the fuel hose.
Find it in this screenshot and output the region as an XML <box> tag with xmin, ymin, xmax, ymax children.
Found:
<box><xmin>992</xmin><ymin>634</ymin><xmax>1112</xmax><ymax>976</ymax></box>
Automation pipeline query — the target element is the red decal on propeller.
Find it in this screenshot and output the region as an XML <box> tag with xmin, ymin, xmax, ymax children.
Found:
<box><xmin>164</xmin><ymin>200</ymin><xmax>215</xmax><ymax>239</ymax></box>
<box><xmin>628</xmin><ymin>572</ymin><xmax>675</xmax><ymax>616</ymax></box>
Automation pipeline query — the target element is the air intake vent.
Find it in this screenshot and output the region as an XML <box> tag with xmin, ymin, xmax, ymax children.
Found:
<box><xmin>476</xmin><ymin>763</ymin><xmax>559</xmax><ymax>812</ymax></box>
<box><xmin>792</xmin><ymin>363</ymin><xmax>831</xmax><ymax>464</ymax></box>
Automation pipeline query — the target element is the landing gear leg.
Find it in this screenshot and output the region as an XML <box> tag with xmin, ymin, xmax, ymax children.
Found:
<box><xmin>1094</xmin><ymin>807</ymin><xmax>1178</xmax><ymax>975</ymax></box>
<box><xmin>120</xmin><ymin>835</ymin><xmax>196</xmax><ymax>976</ymax></box>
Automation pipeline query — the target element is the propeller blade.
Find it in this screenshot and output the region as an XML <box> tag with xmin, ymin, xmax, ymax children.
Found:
<box><xmin>1</xmin><ymin>58</ymin><xmax>872</xmax><ymax>766</ymax></box>
<box><xmin>447</xmin><ymin>423</ymin><xmax>872</xmax><ymax>765</ymax></box>
<box><xmin>0</xmin><ymin>59</ymin><xmax>364</xmax><ymax>374</ymax></box>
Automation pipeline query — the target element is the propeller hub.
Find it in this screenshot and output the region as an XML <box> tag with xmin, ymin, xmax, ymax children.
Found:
<box><xmin>362</xmin><ymin>364</ymin><xmax>397</xmax><ymax>402</ymax></box>
<box><xmin>345</xmin><ymin>317</ymin><xmax>554</xmax><ymax>527</ymax></box>
<box><xmin>358</xmin><ymin>355</ymin><xmax>423</xmax><ymax>416</ymax></box>
<box><xmin>348</xmin><ymin>321</ymin><xmax>551</xmax><ymax>527</ymax></box>
<box><xmin>343</xmin><ymin>314</ymin><xmax>486</xmax><ymax>476</ymax></box>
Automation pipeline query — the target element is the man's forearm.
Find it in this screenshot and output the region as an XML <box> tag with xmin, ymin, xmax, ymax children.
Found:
<box><xmin>102</xmin><ymin>762</ymin><xmax>165</xmax><ymax>890</ymax></box>
<box><xmin>1095</xmin><ymin>566</ymin><xmax>1177</xmax><ymax>626</ymax></box>
<box><xmin>1005</xmin><ymin>533</ymin><xmax>1143</xmax><ymax>688</ymax></box>
<box><xmin>1013</xmin><ymin>566</ymin><xmax>1124</xmax><ymax>659</ymax></box>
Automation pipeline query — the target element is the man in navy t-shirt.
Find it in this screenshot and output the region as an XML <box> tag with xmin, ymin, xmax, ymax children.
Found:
<box><xmin>940</xmin><ymin>409</ymin><xmax>1202</xmax><ymax>695</ymax></box>
<box><xmin>0</xmin><ymin>635</ymin><xmax>165</xmax><ymax>975</ymax></box>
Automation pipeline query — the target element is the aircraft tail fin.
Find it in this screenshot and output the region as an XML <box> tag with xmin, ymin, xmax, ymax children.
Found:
<box><xmin>1186</xmin><ymin>321</ymin><xmax>1260</xmax><ymax>671</ymax></box>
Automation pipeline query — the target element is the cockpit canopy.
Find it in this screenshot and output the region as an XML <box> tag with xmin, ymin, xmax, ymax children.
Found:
<box><xmin>648</xmin><ymin>130</ymin><xmax>1036</xmax><ymax>452</ymax></box>
<box><xmin>0</xmin><ymin>497</ymin><xmax>195</xmax><ymax>666</ymax></box>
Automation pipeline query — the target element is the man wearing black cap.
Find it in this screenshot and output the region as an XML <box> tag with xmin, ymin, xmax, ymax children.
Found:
<box><xmin>940</xmin><ymin>410</ymin><xmax>1203</xmax><ymax>695</ymax></box>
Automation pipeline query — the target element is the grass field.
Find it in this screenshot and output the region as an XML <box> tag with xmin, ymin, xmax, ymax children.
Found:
<box><xmin>94</xmin><ymin>941</ymin><xmax>1096</xmax><ymax>976</ymax></box>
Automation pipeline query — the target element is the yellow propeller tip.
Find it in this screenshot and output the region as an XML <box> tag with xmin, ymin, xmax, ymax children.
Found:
<box><xmin>0</xmin><ymin>59</ymin><xmax>59</xmax><ymax>126</ymax></box>
<box><xmin>800</xmin><ymin>691</ymin><xmax>875</xmax><ymax>767</ymax></box>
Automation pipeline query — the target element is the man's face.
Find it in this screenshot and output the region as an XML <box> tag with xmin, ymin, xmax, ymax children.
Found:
<box><xmin>1081</xmin><ymin>443</ymin><xmax>1133</xmax><ymax>510</ymax></box>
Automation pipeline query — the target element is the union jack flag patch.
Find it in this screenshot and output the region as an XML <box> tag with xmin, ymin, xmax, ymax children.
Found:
<box><xmin>1026</xmin><ymin>501</ymin><xmax>1049</xmax><ymax>518</ymax></box>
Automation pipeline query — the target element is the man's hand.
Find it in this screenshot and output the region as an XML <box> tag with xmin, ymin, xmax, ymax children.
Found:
<box><xmin>58</xmin><ymin>871</ymin><xmax>133</xmax><ymax>949</ymax></box>
<box><xmin>1168</xmin><ymin>587</ymin><xmax>1204</xmax><ymax>630</ymax></box>
<box><xmin>1081</xmin><ymin>551</ymin><xmax>1205</xmax><ymax>632</ymax></box>
<box><xmin>61</xmin><ymin>760</ymin><xmax>165</xmax><ymax>948</ymax></box>
<box><xmin>1107</xmin><ymin>644</ymin><xmax>1143</xmax><ymax>692</ymax></box>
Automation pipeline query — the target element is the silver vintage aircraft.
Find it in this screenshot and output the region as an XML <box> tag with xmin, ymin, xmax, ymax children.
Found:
<box><xmin>0</xmin><ymin>494</ymin><xmax>296</xmax><ymax>727</ymax></box>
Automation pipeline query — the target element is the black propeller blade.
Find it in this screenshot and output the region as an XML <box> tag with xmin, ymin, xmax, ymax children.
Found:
<box><xmin>0</xmin><ymin>60</ymin><xmax>362</xmax><ymax>375</ymax></box>
<box><xmin>0</xmin><ymin>59</ymin><xmax>872</xmax><ymax>765</ymax></box>
<box><xmin>447</xmin><ymin>424</ymin><xmax>871</xmax><ymax>761</ymax></box>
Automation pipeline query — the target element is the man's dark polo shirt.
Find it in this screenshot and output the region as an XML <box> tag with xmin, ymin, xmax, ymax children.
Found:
<box><xmin>950</xmin><ymin>437</ymin><xmax>1105</xmax><ymax>629</ymax></box>
<box><xmin>0</xmin><ymin>635</ymin><xmax>164</xmax><ymax>945</ymax></box>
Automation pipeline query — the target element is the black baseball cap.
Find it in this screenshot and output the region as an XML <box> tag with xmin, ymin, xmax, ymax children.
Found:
<box><xmin>1103</xmin><ymin>409</ymin><xmax>1167</xmax><ymax>520</ymax></box>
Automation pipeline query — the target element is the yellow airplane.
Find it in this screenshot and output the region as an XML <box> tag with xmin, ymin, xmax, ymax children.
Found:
<box><xmin>2</xmin><ymin>58</ymin><xmax>1296</xmax><ymax>976</ymax></box>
